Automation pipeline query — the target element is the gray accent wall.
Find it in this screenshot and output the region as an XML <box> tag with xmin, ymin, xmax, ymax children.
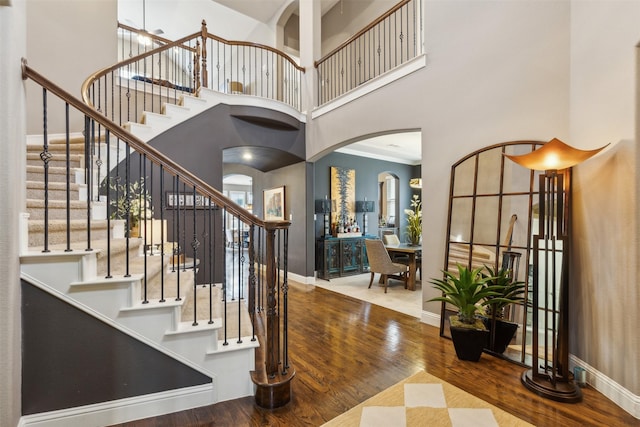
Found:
<box><xmin>21</xmin><ymin>280</ymin><xmax>211</xmax><ymax>415</ymax></box>
<box><xmin>313</xmin><ymin>152</ymin><xmax>421</xmax><ymax>241</ymax></box>
<box><xmin>148</xmin><ymin>103</ymin><xmax>309</xmax><ymax>277</ymax></box>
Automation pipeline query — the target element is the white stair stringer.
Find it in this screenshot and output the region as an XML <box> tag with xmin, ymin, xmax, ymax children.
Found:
<box><xmin>19</xmin><ymin>249</ymin><xmax>257</xmax><ymax>418</ymax></box>
<box><xmin>123</xmin><ymin>92</ymin><xmax>209</xmax><ymax>143</ymax></box>
<box><xmin>122</xmin><ymin>88</ymin><xmax>306</xmax><ymax>144</ymax></box>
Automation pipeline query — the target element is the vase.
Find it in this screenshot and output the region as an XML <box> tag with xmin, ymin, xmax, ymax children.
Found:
<box><xmin>407</xmin><ymin>234</ymin><xmax>421</xmax><ymax>246</ymax></box>
<box><xmin>481</xmin><ymin>316</ymin><xmax>519</xmax><ymax>354</ymax></box>
<box><xmin>450</xmin><ymin>325</ymin><xmax>489</xmax><ymax>362</ymax></box>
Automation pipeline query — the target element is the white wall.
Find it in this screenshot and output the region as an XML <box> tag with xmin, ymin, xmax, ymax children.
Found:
<box><xmin>26</xmin><ymin>0</ymin><xmax>118</xmax><ymax>133</ymax></box>
<box><xmin>569</xmin><ymin>1</ymin><xmax>640</xmax><ymax>396</ymax></box>
<box><xmin>321</xmin><ymin>0</ymin><xmax>397</xmax><ymax>57</ymax></box>
<box><xmin>308</xmin><ymin>0</ymin><xmax>640</xmax><ymax>408</ymax></box>
<box><xmin>0</xmin><ymin>0</ymin><xmax>26</xmax><ymax>425</ymax></box>
<box><xmin>308</xmin><ymin>0</ymin><xmax>570</xmax><ymax>309</ymax></box>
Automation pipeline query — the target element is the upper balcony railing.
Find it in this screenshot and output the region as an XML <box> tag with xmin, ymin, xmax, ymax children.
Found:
<box><xmin>315</xmin><ymin>0</ymin><xmax>422</xmax><ymax>106</ymax></box>
<box><xmin>102</xmin><ymin>21</ymin><xmax>305</xmax><ymax>129</ymax></box>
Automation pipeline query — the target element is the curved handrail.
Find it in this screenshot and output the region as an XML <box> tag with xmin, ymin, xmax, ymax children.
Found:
<box><xmin>82</xmin><ymin>31</ymin><xmax>202</xmax><ymax>109</ymax></box>
<box><xmin>88</xmin><ymin>20</ymin><xmax>305</xmax><ymax>121</ymax></box>
<box><xmin>26</xmin><ymin>59</ymin><xmax>286</xmax><ymax>229</ymax></box>
<box><xmin>201</xmin><ymin>20</ymin><xmax>305</xmax><ymax>73</ymax></box>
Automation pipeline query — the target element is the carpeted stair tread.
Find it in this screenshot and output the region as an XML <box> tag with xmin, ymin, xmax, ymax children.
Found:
<box><xmin>27</xmin><ymin>137</ymin><xmax>84</xmax><ymax>153</ymax></box>
<box><xmin>26</xmin><ymin>199</ymin><xmax>89</xmax><ymax>220</ymax></box>
<box><xmin>27</xmin><ymin>236</ymin><xmax>138</xmax><ymax>253</ymax></box>
<box><xmin>27</xmin><ymin>219</ymin><xmax>111</xmax><ymax>247</ymax></box>
<box><xmin>26</xmin><ymin>152</ymin><xmax>83</xmax><ymax>168</ymax></box>
<box><xmin>26</xmin><ymin>164</ymin><xmax>82</xmax><ymax>183</ymax></box>
<box><xmin>26</xmin><ymin>180</ymin><xmax>81</xmax><ymax>191</ymax></box>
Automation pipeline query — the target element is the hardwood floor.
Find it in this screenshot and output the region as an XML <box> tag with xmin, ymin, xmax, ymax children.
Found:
<box><xmin>112</xmin><ymin>281</ymin><xmax>637</xmax><ymax>427</ymax></box>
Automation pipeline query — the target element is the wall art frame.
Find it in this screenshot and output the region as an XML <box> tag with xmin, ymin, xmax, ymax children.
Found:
<box><xmin>263</xmin><ymin>186</ymin><xmax>285</xmax><ymax>221</ymax></box>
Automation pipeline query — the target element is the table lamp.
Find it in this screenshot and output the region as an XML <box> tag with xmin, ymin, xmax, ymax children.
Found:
<box><xmin>315</xmin><ymin>197</ymin><xmax>335</xmax><ymax>238</ymax></box>
<box><xmin>355</xmin><ymin>198</ymin><xmax>375</xmax><ymax>236</ymax></box>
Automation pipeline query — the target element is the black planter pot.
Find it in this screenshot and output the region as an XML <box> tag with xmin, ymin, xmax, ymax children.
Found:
<box><xmin>450</xmin><ymin>326</ymin><xmax>489</xmax><ymax>362</ymax></box>
<box><xmin>482</xmin><ymin>317</ymin><xmax>519</xmax><ymax>354</ymax></box>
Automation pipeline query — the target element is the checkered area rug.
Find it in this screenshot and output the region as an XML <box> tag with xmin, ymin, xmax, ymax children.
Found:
<box><xmin>322</xmin><ymin>371</ymin><xmax>533</xmax><ymax>427</ymax></box>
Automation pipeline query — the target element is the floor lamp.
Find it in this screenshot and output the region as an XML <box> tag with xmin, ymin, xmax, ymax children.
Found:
<box><xmin>504</xmin><ymin>138</ymin><xmax>608</xmax><ymax>403</ymax></box>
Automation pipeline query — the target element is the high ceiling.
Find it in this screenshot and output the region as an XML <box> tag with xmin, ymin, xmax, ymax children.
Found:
<box><xmin>336</xmin><ymin>132</ymin><xmax>421</xmax><ymax>166</ymax></box>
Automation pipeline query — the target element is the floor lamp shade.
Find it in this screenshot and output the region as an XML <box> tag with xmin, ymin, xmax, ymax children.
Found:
<box><xmin>504</xmin><ymin>138</ymin><xmax>608</xmax><ymax>403</ymax></box>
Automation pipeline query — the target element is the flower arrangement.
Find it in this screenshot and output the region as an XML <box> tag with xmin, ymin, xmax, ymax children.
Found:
<box><xmin>106</xmin><ymin>177</ymin><xmax>153</xmax><ymax>229</ymax></box>
<box><xmin>404</xmin><ymin>194</ymin><xmax>422</xmax><ymax>245</ymax></box>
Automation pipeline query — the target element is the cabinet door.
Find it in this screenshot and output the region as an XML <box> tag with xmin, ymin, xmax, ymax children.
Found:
<box><xmin>340</xmin><ymin>239</ymin><xmax>360</xmax><ymax>275</ymax></box>
<box><xmin>359</xmin><ymin>239</ymin><xmax>369</xmax><ymax>271</ymax></box>
<box><xmin>326</xmin><ymin>241</ymin><xmax>341</xmax><ymax>277</ymax></box>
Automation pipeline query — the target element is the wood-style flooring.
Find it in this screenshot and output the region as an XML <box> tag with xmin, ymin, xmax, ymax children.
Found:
<box><xmin>111</xmin><ymin>281</ymin><xmax>638</xmax><ymax>427</ymax></box>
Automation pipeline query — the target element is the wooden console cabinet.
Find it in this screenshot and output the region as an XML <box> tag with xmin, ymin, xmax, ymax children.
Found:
<box><xmin>316</xmin><ymin>237</ymin><xmax>369</xmax><ymax>280</ymax></box>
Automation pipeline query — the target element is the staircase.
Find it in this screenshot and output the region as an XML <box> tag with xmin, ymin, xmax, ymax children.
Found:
<box><xmin>19</xmin><ymin>56</ymin><xmax>295</xmax><ymax>425</ymax></box>
<box><xmin>19</xmin><ymin>119</ymin><xmax>257</xmax><ymax>426</ymax></box>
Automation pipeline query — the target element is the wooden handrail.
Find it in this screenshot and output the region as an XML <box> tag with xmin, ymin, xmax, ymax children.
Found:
<box><xmin>24</xmin><ymin>58</ymin><xmax>288</xmax><ymax>229</ymax></box>
<box><xmin>200</xmin><ymin>20</ymin><xmax>305</xmax><ymax>73</ymax></box>
<box><xmin>314</xmin><ymin>0</ymin><xmax>412</xmax><ymax>67</ymax></box>
<box><xmin>82</xmin><ymin>31</ymin><xmax>202</xmax><ymax>109</ymax></box>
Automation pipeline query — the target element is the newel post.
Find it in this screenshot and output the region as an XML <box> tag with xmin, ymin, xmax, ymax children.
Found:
<box><xmin>252</xmin><ymin>221</ymin><xmax>294</xmax><ymax>409</ymax></box>
<box><xmin>200</xmin><ymin>20</ymin><xmax>208</xmax><ymax>88</ymax></box>
<box><xmin>264</xmin><ymin>222</ymin><xmax>279</xmax><ymax>377</ymax></box>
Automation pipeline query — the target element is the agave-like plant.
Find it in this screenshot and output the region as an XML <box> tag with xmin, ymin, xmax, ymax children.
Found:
<box><xmin>428</xmin><ymin>264</ymin><xmax>502</xmax><ymax>326</ymax></box>
<box><xmin>481</xmin><ymin>265</ymin><xmax>526</xmax><ymax>319</ymax></box>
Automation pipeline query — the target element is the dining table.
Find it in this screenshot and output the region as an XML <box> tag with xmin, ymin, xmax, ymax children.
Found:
<box><xmin>384</xmin><ymin>243</ymin><xmax>422</xmax><ymax>291</ymax></box>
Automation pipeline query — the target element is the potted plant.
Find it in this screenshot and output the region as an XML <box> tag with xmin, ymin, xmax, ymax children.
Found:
<box><xmin>428</xmin><ymin>264</ymin><xmax>501</xmax><ymax>361</ymax></box>
<box><xmin>481</xmin><ymin>265</ymin><xmax>526</xmax><ymax>354</ymax></box>
<box><xmin>103</xmin><ymin>177</ymin><xmax>153</xmax><ymax>237</ymax></box>
<box><xmin>404</xmin><ymin>194</ymin><xmax>422</xmax><ymax>245</ymax></box>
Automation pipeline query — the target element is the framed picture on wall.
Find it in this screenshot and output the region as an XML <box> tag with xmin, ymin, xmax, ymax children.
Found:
<box><xmin>263</xmin><ymin>186</ymin><xmax>285</xmax><ymax>221</ymax></box>
<box><xmin>165</xmin><ymin>192</ymin><xmax>213</xmax><ymax>209</ymax></box>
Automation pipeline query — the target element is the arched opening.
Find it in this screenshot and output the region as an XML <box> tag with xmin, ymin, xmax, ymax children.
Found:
<box><xmin>377</xmin><ymin>171</ymin><xmax>399</xmax><ymax>238</ymax></box>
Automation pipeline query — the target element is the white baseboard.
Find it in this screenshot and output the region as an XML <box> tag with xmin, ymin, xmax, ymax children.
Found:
<box><xmin>18</xmin><ymin>383</ymin><xmax>215</xmax><ymax>427</ymax></box>
<box><xmin>288</xmin><ymin>271</ymin><xmax>316</xmax><ymax>285</ymax></box>
<box><xmin>569</xmin><ymin>355</ymin><xmax>640</xmax><ymax>420</ymax></box>
<box><xmin>421</xmin><ymin>310</ymin><xmax>440</xmax><ymax>328</ymax></box>
<box><xmin>422</xmin><ymin>313</ymin><xmax>638</xmax><ymax>419</ymax></box>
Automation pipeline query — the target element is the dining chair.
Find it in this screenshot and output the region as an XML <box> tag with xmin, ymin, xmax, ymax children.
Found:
<box><xmin>383</xmin><ymin>233</ymin><xmax>410</xmax><ymax>260</ymax></box>
<box><xmin>364</xmin><ymin>239</ymin><xmax>408</xmax><ymax>293</ymax></box>
<box><xmin>382</xmin><ymin>234</ymin><xmax>421</xmax><ymax>280</ymax></box>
